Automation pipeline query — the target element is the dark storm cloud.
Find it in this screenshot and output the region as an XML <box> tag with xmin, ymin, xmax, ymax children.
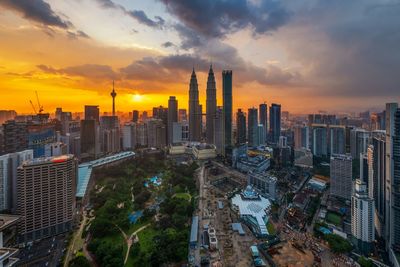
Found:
<box><xmin>159</xmin><ymin>0</ymin><xmax>290</xmax><ymax>38</ymax></box>
<box><xmin>127</xmin><ymin>10</ymin><xmax>165</xmax><ymax>29</ymax></box>
<box><xmin>94</xmin><ymin>0</ymin><xmax>165</xmax><ymax>29</ymax></box>
<box><xmin>0</xmin><ymin>0</ymin><xmax>72</xmax><ymax>29</ymax></box>
<box><xmin>119</xmin><ymin>55</ymin><xmax>208</xmax><ymax>82</ymax></box>
<box><xmin>37</xmin><ymin>64</ymin><xmax>116</xmax><ymax>80</ymax></box>
<box><xmin>94</xmin><ymin>0</ymin><xmax>120</xmax><ymax>9</ymax></box>
<box><xmin>120</xmin><ymin>52</ymin><xmax>298</xmax><ymax>86</ymax></box>
<box><xmin>280</xmin><ymin>0</ymin><xmax>400</xmax><ymax>97</ymax></box>
<box><xmin>174</xmin><ymin>23</ymin><xmax>204</xmax><ymax>50</ymax></box>
<box><xmin>161</xmin><ymin>41</ymin><xmax>175</xmax><ymax>48</ymax></box>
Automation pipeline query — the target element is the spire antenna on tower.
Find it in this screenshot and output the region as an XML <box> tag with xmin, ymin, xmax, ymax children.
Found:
<box><xmin>110</xmin><ymin>80</ymin><xmax>117</xmax><ymax>116</ymax></box>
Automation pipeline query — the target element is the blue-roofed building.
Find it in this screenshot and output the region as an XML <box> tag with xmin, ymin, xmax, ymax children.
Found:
<box><xmin>232</xmin><ymin>223</ymin><xmax>245</xmax><ymax>235</ymax></box>
<box><xmin>76</xmin><ymin>151</ymin><xmax>135</xmax><ymax>199</ymax></box>
<box><xmin>190</xmin><ymin>216</ymin><xmax>199</xmax><ymax>248</ymax></box>
<box><xmin>250</xmin><ymin>245</ymin><xmax>259</xmax><ymax>257</ymax></box>
<box><xmin>231</xmin><ymin>185</ymin><xmax>271</xmax><ymax>238</ymax></box>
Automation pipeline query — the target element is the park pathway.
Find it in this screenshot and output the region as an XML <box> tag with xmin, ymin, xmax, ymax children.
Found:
<box><xmin>115</xmin><ymin>223</ymin><xmax>150</xmax><ymax>265</ymax></box>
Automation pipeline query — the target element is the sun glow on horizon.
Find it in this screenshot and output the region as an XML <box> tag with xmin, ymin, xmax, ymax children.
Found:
<box><xmin>131</xmin><ymin>93</ymin><xmax>144</xmax><ymax>102</ymax></box>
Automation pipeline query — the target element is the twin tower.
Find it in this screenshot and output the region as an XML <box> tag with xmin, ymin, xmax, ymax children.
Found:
<box><xmin>188</xmin><ymin>65</ymin><xmax>233</xmax><ymax>152</ymax></box>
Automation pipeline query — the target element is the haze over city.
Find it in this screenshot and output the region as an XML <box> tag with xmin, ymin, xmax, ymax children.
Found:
<box><xmin>1</xmin><ymin>0</ymin><xmax>400</xmax><ymax>113</ymax></box>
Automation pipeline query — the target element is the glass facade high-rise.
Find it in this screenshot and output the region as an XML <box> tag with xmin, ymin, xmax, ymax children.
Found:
<box><xmin>206</xmin><ymin>65</ymin><xmax>217</xmax><ymax>144</ymax></box>
<box><xmin>392</xmin><ymin>108</ymin><xmax>400</xmax><ymax>251</ymax></box>
<box><xmin>371</xmin><ymin>136</ymin><xmax>386</xmax><ymax>237</ymax></box>
<box><xmin>248</xmin><ymin>108</ymin><xmax>258</xmax><ymax>147</ymax></box>
<box><xmin>259</xmin><ymin>103</ymin><xmax>268</xmax><ymax>141</ymax></box>
<box><xmin>329</xmin><ymin>125</ymin><xmax>346</xmax><ymax>155</ymax></box>
<box><xmin>222</xmin><ymin>70</ymin><xmax>232</xmax><ymax>157</ymax></box>
<box><xmin>84</xmin><ymin>105</ymin><xmax>99</xmax><ymax>122</ymax></box>
<box><xmin>236</xmin><ymin>109</ymin><xmax>246</xmax><ymax>145</ymax></box>
<box><xmin>189</xmin><ymin>69</ymin><xmax>201</xmax><ymax>141</ymax></box>
<box><xmin>385</xmin><ymin>103</ymin><xmax>398</xmax><ymax>259</ymax></box>
<box><xmin>168</xmin><ymin>96</ymin><xmax>178</xmax><ymax>145</ymax></box>
<box><xmin>269</xmin><ymin>103</ymin><xmax>281</xmax><ymax>144</ymax></box>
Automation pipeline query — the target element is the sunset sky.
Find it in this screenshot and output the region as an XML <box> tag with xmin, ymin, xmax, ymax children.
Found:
<box><xmin>1</xmin><ymin>0</ymin><xmax>399</xmax><ymax>114</ymax></box>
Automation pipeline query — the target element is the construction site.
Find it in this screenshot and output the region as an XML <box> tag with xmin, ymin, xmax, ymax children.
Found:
<box><xmin>189</xmin><ymin>161</ymin><xmax>339</xmax><ymax>267</ymax></box>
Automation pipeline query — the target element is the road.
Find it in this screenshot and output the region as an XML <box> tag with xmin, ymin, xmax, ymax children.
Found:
<box><xmin>193</xmin><ymin>163</ymin><xmax>205</xmax><ymax>265</ymax></box>
<box><xmin>64</xmin><ymin>214</ymin><xmax>88</xmax><ymax>267</ymax></box>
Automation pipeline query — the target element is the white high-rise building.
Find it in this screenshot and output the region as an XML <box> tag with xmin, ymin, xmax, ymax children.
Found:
<box><xmin>351</xmin><ymin>179</ymin><xmax>375</xmax><ymax>253</ymax></box>
<box><xmin>0</xmin><ymin>150</ymin><xmax>33</xmax><ymax>212</ymax></box>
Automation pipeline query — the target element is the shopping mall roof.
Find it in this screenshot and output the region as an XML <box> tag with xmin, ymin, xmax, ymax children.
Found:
<box><xmin>231</xmin><ymin>186</ymin><xmax>271</xmax><ymax>236</ymax></box>
<box><xmin>76</xmin><ymin>151</ymin><xmax>135</xmax><ymax>198</ymax></box>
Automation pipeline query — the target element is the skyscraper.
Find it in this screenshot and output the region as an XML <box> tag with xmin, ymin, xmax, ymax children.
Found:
<box><xmin>257</xmin><ymin>124</ymin><xmax>266</xmax><ymax>146</ymax></box>
<box><xmin>330</xmin><ymin>154</ymin><xmax>353</xmax><ymax>200</ymax></box>
<box><xmin>385</xmin><ymin>103</ymin><xmax>398</xmax><ymax>258</ymax></box>
<box><xmin>84</xmin><ymin>105</ymin><xmax>99</xmax><ymax>122</ymax></box>
<box><xmin>0</xmin><ymin>150</ymin><xmax>33</xmax><ymax>212</ymax></box>
<box><xmin>248</xmin><ymin>107</ymin><xmax>258</xmax><ymax>147</ymax></box>
<box><xmin>110</xmin><ymin>81</ymin><xmax>117</xmax><ymax>116</ymax></box>
<box><xmin>312</xmin><ymin>124</ymin><xmax>328</xmax><ymax>157</ymax></box>
<box><xmin>206</xmin><ymin>65</ymin><xmax>217</xmax><ymax>144</ymax></box>
<box><xmin>2</xmin><ymin>120</ymin><xmax>28</xmax><ymax>154</ymax></box>
<box><xmin>371</xmin><ymin>135</ymin><xmax>386</xmax><ymax>237</ymax></box>
<box><xmin>214</xmin><ymin>107</ymin><xmax>224</xmax><ymax>155</ymax></box>
<box><xmin>100</xmin><ymin>116</ymin><xmax>120</xmax><ymax>154</ymax></box>
<box><xmin>122</xmin><ymin>122</ymin><xmax>136</xmax><ymax>150</ymax></box>
<box><xmin>222</xmin><ymin>70</ymin><xmax>233</xmax><ymax>156</ymax></box>
<box><xmin>269</xmin><ymin>103</ymin><xmax>281</xmax><ymax>144</ymax></box>
<box><xmin>351</xmin><ymin>179</ymin><xmax>375</xmax><ymax>254</ymax></box>
<box><xmin>294</xmin><ymin>125</ymin><xmax>309</xmax><ymax>150</ymax></box>
<box><xmin>16</xmin><ymin>154</ymin><xmax>77</xmax><ymax>243</ymax></box>
<box><xmin>189</xmin><ymin>69</ymin><xmax>201</xmax><ymax>141</ymax></box>
<box><xmin>132</xmin><ymin>110</ymin><xmax>139</xmax><ymax>123</ymax></box>
<box><xmin>168</xmin><ymin>96</ymin><xmax>178</xmax><ymax>145</ymax></box>
<box><xmin>387</xmin><ymin>104</ymin><xmax>400</xmax><ymax>261</ymax></box>
<box><xmin>259</xmin><ymin>103</ymin><xmax>268</xmax><ymax>141</ymax></box>
<box><xmin>236</xmin><ymin>109</ymin><xmax>246</xmax><ymax>145</ymax></box>
<box><xmin>178</xmin><ymin>109</ymin><xmax>187</xmax><ymax>122</ymax></box>
<box><xmin>350</xmin><ymin>128</ymin><xmax>369</xmax><ymax>159</ymax></box>
<box><xmin>329</xmin><ymin>125</ymin><xmax>346</xmax><ymax>155</ymax></box>
<box><xmin>146</xmin><ymin>119</ymin><xmax>166</xmax><ymax>149</ymax></box>
<box><xmin>80</xmin><ymin>119</ymin><xmax>100</xmax><ymax>159</ymax></box>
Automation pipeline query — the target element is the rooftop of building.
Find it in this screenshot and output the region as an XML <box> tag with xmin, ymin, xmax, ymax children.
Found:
<box><xmin>0</xmin><ymin>214</ymin><xmax>19</xmax><ymax>231</ymax></box>
<box><xmin>330</xmin><ymin>154</ymin><xmax>352</xmax><ymax>160</ymax></box>
<box><xmin>311</xmin><ymin>123</ymin><xmax>327</xmax><ymax>127</ymax></box>
<box><xmin>194</xmin><ymin>143</ymin><xmax>216</xmax><ymax>150</ymax></box>
<box><xmin>20</xmin><ymin>154</ymin><xmax>74</xmax><ymax>167</ymax></box>
<box><xmin>249</xmin><ymin>172</ymin><xmax>277</xmax><ymax>182</ymax></box>
<box><xmin>238</xmin><ymin>154</ymin><xmax>269</xmax><ymax>165</ymax></box>
<box><xmin>231</xmin><ymin>185</ymin><xmax>271</xmax><ymax>236</ymax></box>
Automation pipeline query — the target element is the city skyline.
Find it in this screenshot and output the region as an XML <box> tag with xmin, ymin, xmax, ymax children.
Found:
<box><xmin>1</xmin><ymin>1</ymin><xmax>400</xmax><ymax>114</ymax></box>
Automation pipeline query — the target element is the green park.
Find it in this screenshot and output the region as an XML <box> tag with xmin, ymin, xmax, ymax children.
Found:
<box><xmin>69</xmin><ymin>153</ymin><xmax>199</xmax><ymax>267</ymax></box>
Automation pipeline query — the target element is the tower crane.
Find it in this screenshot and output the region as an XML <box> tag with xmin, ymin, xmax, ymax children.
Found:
<box><xmin>35</xmin><ymin>91</ymin><xmax>44</xmax><ymax>114</ymax></box>
<box><xmin>29</xmin><ymin>100</ymin><xmax>37</xmax><ymax>114</ymax></box>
